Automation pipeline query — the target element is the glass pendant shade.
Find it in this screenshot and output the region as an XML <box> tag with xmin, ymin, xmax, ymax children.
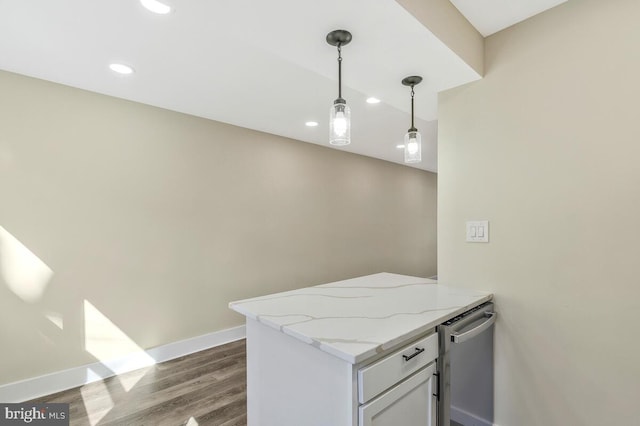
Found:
<box><xmin>404</xmin><ymin>130</ymin><xmax>422</xmax><ymax>163</ymax></box>
<box><xmin>329</xmin><ymin>101</ymin><xmax>351</xmax><ymax>146</ymax></box>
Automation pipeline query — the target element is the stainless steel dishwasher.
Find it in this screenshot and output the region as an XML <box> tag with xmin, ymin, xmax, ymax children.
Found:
<box><xmin>437</xmin><ymin>302</ymin><xmax>496</xmax><ymax>426</ymax></box>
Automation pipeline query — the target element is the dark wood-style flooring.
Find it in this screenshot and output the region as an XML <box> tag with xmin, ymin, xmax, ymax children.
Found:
<box><xmin>29</xmin><ymin>340</ymin><xmax>247</xmax><ymax>426</ymax></box>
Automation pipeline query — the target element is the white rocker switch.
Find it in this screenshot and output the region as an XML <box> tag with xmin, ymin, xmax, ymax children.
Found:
<box><xmin>466</xmin><ymin>221</ymin><xmax>489</xmax><ymax>243</ymax></box>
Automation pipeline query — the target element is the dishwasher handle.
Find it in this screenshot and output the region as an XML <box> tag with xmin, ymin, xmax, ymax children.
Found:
<box><xmin>451</xmin><ymin>311</ymin><xmax>496</xmax><ymax>344</ymax></box>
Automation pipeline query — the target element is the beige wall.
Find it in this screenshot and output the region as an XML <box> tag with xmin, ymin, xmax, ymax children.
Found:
<box><xmin>0</xmin><ymin>70</ymin><xmax>437</xmax><ymax>386</ymax></box>
<box><xmin>438</xmin><ymin>0</ymin><xmax>639</xmax><ymax>424</ymax></box>
<box><xmin>395</xmin><ymin>0</ymin><xmax>484</xmax><ymax>75</ymax></box>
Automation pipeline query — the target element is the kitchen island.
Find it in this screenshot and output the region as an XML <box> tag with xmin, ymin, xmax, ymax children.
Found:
<box><xmin>229</xmin><ymin>272</ymin><xmax>492</xmax><ymax>426</ymax></box>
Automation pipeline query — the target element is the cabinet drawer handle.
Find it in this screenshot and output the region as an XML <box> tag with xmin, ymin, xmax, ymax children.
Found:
<box><xmin>402</xmin><ymin>347</ymin><xmax>425</xmax><ymax>361</ymax></box>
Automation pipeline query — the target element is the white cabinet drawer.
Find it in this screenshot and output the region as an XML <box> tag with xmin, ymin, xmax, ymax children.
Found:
<box><xmin>358</xmin><ymin>362</ymin><xmax>437</xmax><ymax>426</ymax></box>
<box><xmin>358</xmin><ymin>333</ymin><xmax>438</xmax><ymax>404</ymax></box>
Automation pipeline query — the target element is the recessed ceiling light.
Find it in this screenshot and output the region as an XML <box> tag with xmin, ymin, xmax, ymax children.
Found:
<box><xmin>305</xmin><ymin>121</ymin><xmax>319</xmax><ymax>127</ymax></box>
<box><xmin>366</xmin><ymin>97</ymin><xmax>381</xmax><ymax>104</ymax></box>
<box><xmin>396</xmin><ymin>144</ymin><xmax>405</xmax><ymax>149</ymax></box>
<box><xmin>109</xmin><ymin>63</ymin><xmax>134</xmax><ymax>75</ymax></box>
<box><xmin>140</xmin><ymin>0</ymin><xmax>172</xmax><ymax>14</ymax></box>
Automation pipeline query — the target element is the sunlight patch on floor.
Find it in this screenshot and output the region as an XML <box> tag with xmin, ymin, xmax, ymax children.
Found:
<box><xmin>117</xmin><ymin>365</ymin><xmax>153</xmax><ymax>392</ymax></box>
<box><xmin>0</xmin><ymin>226</ymin><xmax>53</xmax><ymax>302</ymax></box>
<box><xmin>83</xmin><ymin>300</ymin><xmax>155</xmax><ymax>391</ymax></box>
<box><xmin>80</xmin><ymin>373</ymin><xmax>114</xmax><ymax>426</ymax></box>
<box><xmin>185</xmin><ymin>416</ymin><xmax>199</xmax><ymax>426</ymax></box>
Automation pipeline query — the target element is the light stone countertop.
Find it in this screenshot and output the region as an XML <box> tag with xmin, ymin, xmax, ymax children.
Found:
<box><xmin>229</xmin><ymin>272</ymin><xmax>493</xmax><ymax>364</ymax></box>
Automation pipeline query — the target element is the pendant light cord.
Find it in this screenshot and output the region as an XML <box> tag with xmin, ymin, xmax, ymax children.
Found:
<box><xmin>410</xmin><ymin>85</ymin><xmax>415</xmax><ymax>129</ymax></box>
<box><xmin>337</xmin><ymin>44</ymin><xmax>343</xmax><ymax>99</ymax></box>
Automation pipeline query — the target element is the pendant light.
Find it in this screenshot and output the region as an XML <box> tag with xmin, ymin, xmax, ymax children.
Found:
<box><xmin>326</xmin><ymin>30</ymin><xmax>352</xmax><ymax>146</ymax></box>
<box><xmin>402</xmin><ymin>76</ymin><xmax>423</xmax><ymax>163</ymax></box>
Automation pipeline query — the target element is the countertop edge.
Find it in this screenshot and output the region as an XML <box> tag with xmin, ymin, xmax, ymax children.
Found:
<box><xmin>230</xmin><ymin>293</ymin><xmax>494</xmax><ymax>365</ymax></box>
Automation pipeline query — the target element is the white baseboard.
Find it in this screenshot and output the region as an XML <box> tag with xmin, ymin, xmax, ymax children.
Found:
<box><xmin>0</xmin><ymin>325</ymin><xmax>245</xmax><ymax>403</ymax></box>
<box><xmin>451</xmin><ymin>405</ymin><xmax>493</xmax><ymax>426</ymax></box>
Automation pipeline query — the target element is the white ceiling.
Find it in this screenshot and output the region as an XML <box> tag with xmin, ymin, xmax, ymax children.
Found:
<box><xmin>450</xmin><ymin>0</ymin><xmax>568</xmax><ymax>37</ymax></box>
<box><xmin>0</xmin><ymin>0</ymin><xmax>562</xmax><ymax>172</ymax></box>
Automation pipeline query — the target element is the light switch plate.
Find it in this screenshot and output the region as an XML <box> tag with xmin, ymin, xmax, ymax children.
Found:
<box><xmin>466</xmin><ymin>221</ymin><xmax>489</xmax><ymax>243</ymax></box>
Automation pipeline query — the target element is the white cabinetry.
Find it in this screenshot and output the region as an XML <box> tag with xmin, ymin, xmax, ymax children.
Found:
<box><xmin>246</xmin><ymin>318</ymin><xmax>438</xmax><ymax>426</ymax></box>
<box><xmin>359</xmin><ymin>363</ymin><xmax>437</xmax><ymax>426</ymax></box>
<box><xmin>357</xmin><ymin>333</ymin><xmax>438</xmax><ymax>426</ymax></box>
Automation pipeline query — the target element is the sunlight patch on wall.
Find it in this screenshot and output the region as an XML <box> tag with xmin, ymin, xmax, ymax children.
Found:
<box><xmin>44</xmin><ymin>310</ymin><xmax>64</xmax><ymax>329</ymax></box>
<box><xmin>80</xmin><ymin>373</ymin><xmax>114</xmax><ymax>426</ymax></box>
<box><xmin>83</xmin><ymin>300</ymin><xmax>155</xmax><ymax>391</ymax></box>
<box><xmin>37</xmin><ymin>330</ymin><xmax>55</xmax><ymax>347</ymax></box>
<box><xmin>0</xmin><ymin>226</ymin><xmax>53</xmax><ymax>302</ymax></box>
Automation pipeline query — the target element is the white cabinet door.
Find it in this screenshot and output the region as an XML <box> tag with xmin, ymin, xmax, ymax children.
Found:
<box><xmin>359</xmin><ymin>362</ymin><xmax>437</xmax><ymax>426</ymax></box>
